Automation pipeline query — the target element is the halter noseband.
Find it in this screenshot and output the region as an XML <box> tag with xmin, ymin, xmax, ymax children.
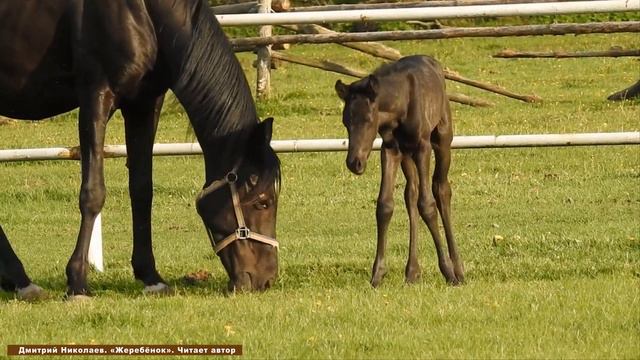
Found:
<box><xmin>196</xmin><ymin>164</ymin><xmax>279</xmax><ymax>254</ymax></box>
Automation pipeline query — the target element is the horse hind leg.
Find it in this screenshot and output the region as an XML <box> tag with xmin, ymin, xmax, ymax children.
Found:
<box><xmin>431</xmin><ymin>126</ymin><xmax>464</xmax><ymax>284</ymax></box>
<box><xmin>0</xmin><ymin>226</ymin><xmax>45</xmax><ymax>300</ymax></box>
<box><xmin>122</xmin><ymin>95</ymin><xmax>171</xmax><ymax>295</ymax></box>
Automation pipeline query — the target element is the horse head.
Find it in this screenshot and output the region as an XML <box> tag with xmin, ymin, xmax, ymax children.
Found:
<box><xmin>196</xmin><ymin>118</ymin><xmax>280</xmax><ymax>292</ymax></box>
<box><xmin>335</xmin><ymin>75</ymin><xmax>380</xmax><ymax>175</ymax></box>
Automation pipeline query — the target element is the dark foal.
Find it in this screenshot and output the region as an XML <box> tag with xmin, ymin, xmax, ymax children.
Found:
<box><xmin>335</xmin><ymin>55</ymin><xmax>464</xmax><ymax>287</ymax></box>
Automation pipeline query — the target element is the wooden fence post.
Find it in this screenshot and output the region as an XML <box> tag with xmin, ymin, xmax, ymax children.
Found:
<box><xmin>256</xmin><ymin>0</ymin><xmax>272</xmax><ymax>99</ymax></box>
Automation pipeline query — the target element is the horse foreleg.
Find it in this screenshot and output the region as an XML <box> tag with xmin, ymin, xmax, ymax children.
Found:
<box><xmin>432</xmin><ymin>129</ymin><xmax>464</xmax><ymax>284</ymax></box>
<box><xmin>371</xmin><ymin>145</ymin><xmax>401</xmax><ymax>287</ymax></box>
<box><xmin>414</xmin><ymin>141</ymin><xmax>457</xmax><ymax>285</ymax></box>
<box><xmin>401</xmin><ymin>157</ymin><xmax>421</xmax><ymax>284</ymax></box>
<box><xmin>122</xmin><ymin>95</ymin><xmax>171</xmax><ymax>295</ymax></box>
<box><xmin>66</xmin><ymin>84</ymin><xmax>114</xmax><ymax>298</ymax></box>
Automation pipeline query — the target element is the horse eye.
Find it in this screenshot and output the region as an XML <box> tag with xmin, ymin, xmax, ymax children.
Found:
<box><xmin>254</xmin><ymin>193</ymin><xmax>271</xmax><ymax>210</ymax></box>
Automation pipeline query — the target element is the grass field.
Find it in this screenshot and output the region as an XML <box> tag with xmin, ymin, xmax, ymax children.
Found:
<box><xmin>1</xmin><ymin>29</ymin><xmax>639</xmax><ymax>359</ymax></box>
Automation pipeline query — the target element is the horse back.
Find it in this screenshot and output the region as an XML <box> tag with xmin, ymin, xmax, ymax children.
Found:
<box><xmin>374</xmin><ymin>55</ymin><xmax>449</xmax><ymax>135</ymax></box>
<box><xmin>0</xmin><ymin>0</ymin><xmax>158</xmax><ymax>120</ymax></box>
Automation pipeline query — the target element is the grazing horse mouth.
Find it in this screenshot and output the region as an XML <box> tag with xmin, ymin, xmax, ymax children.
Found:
<box><xmin>229</xmin><ymin>272</ymin><xmax>275</xmax><ymax>292</ymax></box>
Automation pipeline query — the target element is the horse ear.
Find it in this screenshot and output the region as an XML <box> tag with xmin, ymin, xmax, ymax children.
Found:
<box><xmin>335</xmin><ymin>80</ymin><xmax>348</xmax><ymax>100</ymax></box>
<box><xmin>365</xmin><ymin>75</ymin><xmax>379</xmax><ymax>101</ymax></box>
<box><xmin>252</xmin><ymin>117</ymin><xmax>273</xmax><ymax>146</ymax></box>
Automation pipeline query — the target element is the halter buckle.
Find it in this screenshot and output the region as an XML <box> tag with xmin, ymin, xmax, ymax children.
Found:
<box><xmin>226</xmin><ymin>171</ymin><xmax>238</xmax><ymax>184</ymax></box>
<box><xmin>236</xmin><ymin>226</ymin><xmax>251</xmax><ymax>240</ymax></box>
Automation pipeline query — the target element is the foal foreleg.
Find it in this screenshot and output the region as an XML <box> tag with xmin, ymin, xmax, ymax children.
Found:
<box><xmin>371</xmin><ymin>146</ymin><xmax>401</xmax><ymax>287</ymax></box>
<box><xmin>414</xmin><ymin>143</ymin><xmax>457</xmax><ymax>284</ymax></box>
<box><xmin>401</xmin><ymin>157</ymin><xmax>421</xmax><ymax>283</ymax></box>
<box><xmin>66</xmin><ymin>84</ymin><xmax>114</xmax><ymax>297</ymax></box>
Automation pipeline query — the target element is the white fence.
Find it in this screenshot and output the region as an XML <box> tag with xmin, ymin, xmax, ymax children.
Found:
<box><xmin>1</xmin><ymin>133</ymin><xmax>639</xmax><ymax>162</ymax></box>
<box><xmin>216</xmin><ymin>0</ymin><xmax>639</xmax><ymax>25</ymax></box>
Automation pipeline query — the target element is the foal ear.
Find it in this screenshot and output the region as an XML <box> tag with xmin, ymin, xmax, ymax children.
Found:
<box><xmin>335</xmin><ymin>80</ymin><xmax>349</xmax><ymax>100</ymax></box>
<box><xmin>364</xmin><ymin>75</ymin><xmax>380</xmax><ymax>101</ymax></box>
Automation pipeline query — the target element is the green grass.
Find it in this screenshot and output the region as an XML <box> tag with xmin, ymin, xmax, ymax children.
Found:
<box><xmin>1</xmin><ymin>32</ymin><xmax>639</xmax><ymax>359</ymax></box>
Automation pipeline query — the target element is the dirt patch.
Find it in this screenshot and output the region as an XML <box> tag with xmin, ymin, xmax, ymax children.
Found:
<box><xmin>182</xmin><ymin>269</ymin><xmax>211</xmax><ymax>285</ymax></box>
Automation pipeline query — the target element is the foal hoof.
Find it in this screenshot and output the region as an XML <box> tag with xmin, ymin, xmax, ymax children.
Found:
<box><xmin>66</xmin><ymin>294</ymin><xmax>92</xmax><ymax>302</ymax></box>
<box><xmin>17</xmin><ymin>284</ymin><xmax>46</xmax><ymax>301</ymax></box>
<box><xmin>405</xmin><ymin>270</ymin><xmax>422</xmax><ymax>285</ymax></box>
<box><xmin>143</xmin><ymin>283</ymin><xmax>174</xmax><ymax>296</ymax></box>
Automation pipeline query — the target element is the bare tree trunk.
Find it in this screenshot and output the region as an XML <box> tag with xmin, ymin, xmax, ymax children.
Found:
<box><xmin>256</xmin><ymin>0</ymin><xmax>272</xmax><ymax>100</ymax></box>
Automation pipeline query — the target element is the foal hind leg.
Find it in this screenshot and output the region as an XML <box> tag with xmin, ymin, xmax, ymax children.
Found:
<box><xmin>401</xmin><ymin>157</ymin><xmax>422</xmax><ymax>283</ymax></box>
<box><xmin>122</xmin><ymin>95</ymin><xmax>171</xmax><ymax>295</ymax></box>
<box><xmin>371</xmin><ymin>146</ymin><xmax>402</xmax><ymax>287</ymax></box>
<box><xmin>432</xmin><ymin>128</ymin><xmax>464</xmax><ymax>283</ymax></box>
<box><xmin>414</xmin><ymin>142</ymin><xmax>458</xmax><ymax>284</ymax></box>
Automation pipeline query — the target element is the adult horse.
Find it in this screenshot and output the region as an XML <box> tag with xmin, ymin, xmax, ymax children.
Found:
<box><xmin>0</xmin><ymin>0</ymin><xmax>281</xmax><ymax>299</ymax></box>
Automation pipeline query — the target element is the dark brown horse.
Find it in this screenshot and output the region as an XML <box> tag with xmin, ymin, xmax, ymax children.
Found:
<box><xmin>0</xmin><ymin>0</ymin><xmax>281</xmax><ymax>299</ymax></box>
<box><xmin>335</xmin><ymin>55</ymin><xmax>464</xmax><ymax>287</ymax></box>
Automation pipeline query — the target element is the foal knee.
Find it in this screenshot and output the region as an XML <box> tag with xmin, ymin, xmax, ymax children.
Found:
<box><xmin>432</xmin><ymin>178</ymin><xmax>452</xmax><ymax>201</ymax></box>
<box><xmin>417</xmin><ymin>196</ymin><xmax>437</xmax><ymax>222</ymax></box>
<box><xmin>376</xmin><ymin>199</ymin><xmax>394</xmax><ymax>222</ymax></box>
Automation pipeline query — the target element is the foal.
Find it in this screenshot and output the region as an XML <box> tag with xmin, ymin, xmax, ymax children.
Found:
<box><xmin>335</xmin><ymin>55</ymin><xmax>464</xmax><ymax>287</ymax></box>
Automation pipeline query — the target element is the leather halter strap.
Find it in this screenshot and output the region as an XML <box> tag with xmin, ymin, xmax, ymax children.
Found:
<box><xmin>198</xmin><ymin>165</ymin><xmax>278</xmax><ymax>254</ymax></box>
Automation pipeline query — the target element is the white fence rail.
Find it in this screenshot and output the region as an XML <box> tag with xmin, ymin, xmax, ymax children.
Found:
<box><xmin>1</xmin><ymin>132</ymin><xmax>639</xmax><ymax>162</ymax></box>
<box><xmin>216</xmin><ymin>0</ymin><xmax>640</xmax><ymax>25</ymax></box>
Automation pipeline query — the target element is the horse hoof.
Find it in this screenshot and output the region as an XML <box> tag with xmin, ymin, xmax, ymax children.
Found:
<box><xmin>17</xmin><ymin>284</ymin><xmax>46</xmax><ymax>301</ymax></box>
<box><xmin>143</xmin><ymin>283</ymin><xmax>174</xmax><ymax>296</ymax></box>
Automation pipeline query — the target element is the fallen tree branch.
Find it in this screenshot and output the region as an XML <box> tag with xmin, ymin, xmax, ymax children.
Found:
<box><xmin>494</xmin><ymin>48</ymin><xmax>640</xmax><ymax>58</ymax></box>
<box><xmin>277</xmin><ymin>23</ymin><xmax>540</xmax><ymax>103</ymax></box>
<box><xmin>271</xmin><ymin>51</ymin><xmax>493</xmax><ymax>107</ymax></box>
<box><xmin>443</xmin><ymin>70</ymin><xmax>542</xmax><ymax>103</ymax></box>
<box><xmin>279</xmin><ymin>24</ymin><xmax>401</xmax><ymax>61</ymax></box>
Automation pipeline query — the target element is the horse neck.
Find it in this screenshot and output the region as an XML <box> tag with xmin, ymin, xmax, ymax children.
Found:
<box><xmin>147</xmin><ymin>0</ymin><xmax>258</xmax><ymax>179</ymax></box>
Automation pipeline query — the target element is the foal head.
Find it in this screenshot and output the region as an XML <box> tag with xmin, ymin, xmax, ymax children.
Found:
<box><xmin>196</xmin><ymin>119</ymin><xmax>281</xmax><ymax>292</ymax></box>
<box><xmin>335</xmin><ymin>76</ymin><xmax>380</xmax><ymax>175</ymax></box>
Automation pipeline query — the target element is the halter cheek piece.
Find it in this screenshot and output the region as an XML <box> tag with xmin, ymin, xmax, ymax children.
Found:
<box><xmin>196</xmin><ymin>164</ymin><xmax>279</xmax><ymax>254</ymax></box>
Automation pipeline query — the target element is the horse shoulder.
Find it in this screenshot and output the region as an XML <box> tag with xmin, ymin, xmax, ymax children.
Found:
<box><xmin>79</xmin><ymin>0</ymin><xmax>157</xmax><ymax>95</ymax></box>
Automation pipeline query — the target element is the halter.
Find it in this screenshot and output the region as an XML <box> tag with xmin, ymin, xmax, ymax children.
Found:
<box><xmin>196</xmin><ymin>163</ymin><xmax>279</xmax><ymax>254</ymax></box>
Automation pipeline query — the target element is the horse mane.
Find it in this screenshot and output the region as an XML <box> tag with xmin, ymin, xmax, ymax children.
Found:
<box><xmin>167</xmin><ymin>0</ymin><xmax>280</xmax><ymax>184</ymax></box>
<box><xmin>172</xmin><ymin>0</ymin><xmax>258</xmax><ymax>143</ymax></box>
